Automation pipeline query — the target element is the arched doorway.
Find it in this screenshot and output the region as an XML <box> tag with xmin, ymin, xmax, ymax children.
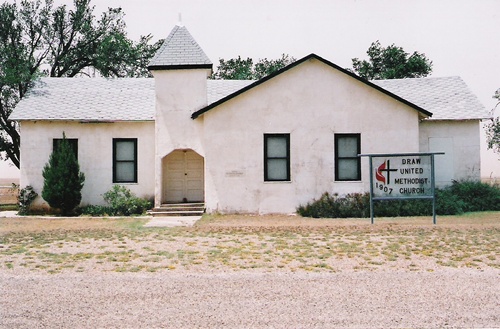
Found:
<box><xmin>162</xmin><ymin>149</ymin><xmax>204</xmax><ymax>203</ymax></box>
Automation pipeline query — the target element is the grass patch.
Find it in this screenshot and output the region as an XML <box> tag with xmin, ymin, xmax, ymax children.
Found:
<box><xmin>0</xmin><ymin>204</ymin><xmax>18</xmax><ymax>211</ymax></box>
<box><xmin>0</xmin><ymin>212</ymin><xmax>498</xmax><ymax>273</ymax></box>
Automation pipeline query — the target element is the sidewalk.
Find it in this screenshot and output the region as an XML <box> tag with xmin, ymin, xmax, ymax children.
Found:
<box><xmin>144</xmin><ymin>216</ymin><xmax>201</xmax><ymax>227</ymax></box>
<box><xmin>0</xmin><ymin>211</ymin><xmax>200</xmax><ymax>227</ymax></box>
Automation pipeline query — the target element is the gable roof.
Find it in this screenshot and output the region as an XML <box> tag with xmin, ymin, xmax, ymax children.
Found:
<box><xmin>8</xmin><ymin>78</ymin><xmax>253</xmax><ymax>122</ymax></box>
<box><xmin>148</xmin><ymin>25</ymin><xmax>212</xmax><ymax>70</ymax></box>
<box><xmin>373</xmin><ymin>76</ymin><xmax>488</xmax><ymax>120</ymax></box>
<box><xmin>9</xmin><ymin>57</ymin><xmax>487</xmax><ymax>123</ymax></box>
<box><xmin>191</xmin><ymin>53</ymin><xmax>433</xmax><ymax>119</ymax></box>
<box><xmin>9</xmin><ymin>78</ymin><xmax>156</xmax><ymax>122</ymax></box>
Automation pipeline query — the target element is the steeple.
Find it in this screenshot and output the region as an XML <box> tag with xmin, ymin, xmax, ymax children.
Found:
<box><xmin>148</xmin><ymin>25</ymin><xmax>212</xmax><ymax>70</ymax></box>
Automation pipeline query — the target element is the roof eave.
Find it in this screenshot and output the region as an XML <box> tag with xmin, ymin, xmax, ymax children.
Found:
<box><xmin>423</xmin><ymin>117</ymin><xmax>490</xmax><ymax>122</ymax></box>
<box><xmin>148</xmin><ymin>64</ymin><xmax>213</xmax><ymax>71</ymax></box>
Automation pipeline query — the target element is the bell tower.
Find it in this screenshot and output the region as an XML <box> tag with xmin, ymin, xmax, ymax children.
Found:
<box><xmin>148</xmin><ymin>25</ymin><xmax>212</xmax><ymax>207</ymax></box>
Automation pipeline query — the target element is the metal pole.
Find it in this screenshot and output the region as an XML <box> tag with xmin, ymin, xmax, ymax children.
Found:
<box><xmin>431</xmin><ymin>154</ymin><xmax>436</xmax><ymax>225</ymax></box>
<box><xmin>368</xmin><ymin>156</ymin><xmax>374</xmax><ymax>224</ymax></box>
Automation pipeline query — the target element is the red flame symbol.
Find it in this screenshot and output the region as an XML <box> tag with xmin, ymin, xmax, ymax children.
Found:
<box><xmin>376</xmin><ymin>161</ymin><xmax>386</xmax><ymax>184</ymax></box>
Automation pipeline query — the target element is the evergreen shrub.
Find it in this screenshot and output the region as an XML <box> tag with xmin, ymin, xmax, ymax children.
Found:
<box><xmin>42</xmin><ymin>133</ymin><xmax>85</xmax><ymax>215</ymax></box>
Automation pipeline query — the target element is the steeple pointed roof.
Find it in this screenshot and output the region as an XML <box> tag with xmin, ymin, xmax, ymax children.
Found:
<box><xmin>148</xmin><ymin>25</ymin><xmax>212</xmax><ymax>70</ymax></box>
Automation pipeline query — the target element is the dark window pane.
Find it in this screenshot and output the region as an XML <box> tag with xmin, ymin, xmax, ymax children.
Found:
<box><xmin>115</xmin><ymin>162</ymin><xmax>136</xmax><ymax>182</ymax></box>
<box><xmin>264</xmin><ymin>134</ymin><xmax>290</xmax><ymax>181</ymax></box>
<box><xmin>53</xmin><ymin>139</ymin><xmax>78</xmax><ymax>160</ymax></box>
<box><xmin>267</xmin><ymin>159</ymin><xmax>288</xmax><ymax>180</ymax></box>
<box><xmin>337</xmin><ymin>159</ymin><xmax>359</xmax><ymax>180</ymax></box>
<box><xmin>267</xmin><ymin>137</ymin><xmax>287</xmax><ymax>157</ymax></box>
<box><xmin>335</xmin><ymin>134</ymin><xmax>361</xmax><ymax>181</ymax></box>
<box><xmin>113</xmin><ymin>139</ymin><xmax>137</xmax><ymax>183</ymax></box>
<box><xmin>115</xmin><ymin>141</ymin><xmax>135</xmax><ymax>161</ymax></box>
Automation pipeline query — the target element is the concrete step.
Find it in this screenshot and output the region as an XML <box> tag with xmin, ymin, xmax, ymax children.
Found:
<box><xmin>148</xmin><ymin>203</ymin><xmax>205</xmax><ymax>217</ymax></box>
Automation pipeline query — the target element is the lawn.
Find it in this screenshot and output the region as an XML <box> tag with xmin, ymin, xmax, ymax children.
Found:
<box><xmin>1</xmin><ymin>212</ymin><xmax>499</xmax><ymax>274</ymax></box>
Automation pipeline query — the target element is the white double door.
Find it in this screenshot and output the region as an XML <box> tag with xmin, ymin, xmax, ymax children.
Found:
<box><xmin>163</xmin><ymin>150</ymin><xmax>204</xmax><ymax>203</ymax></box>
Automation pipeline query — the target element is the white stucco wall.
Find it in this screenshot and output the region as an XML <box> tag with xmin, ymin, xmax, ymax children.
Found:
<box><xmin>419</xmin><ymin>120</ymin><xmax>481</xmax><ymax>187</ymax></box>
<box><xmin>152</xmin><ymin>68</ymin><xmax>210</xmax><ymax>206</ymax></box>
<box><xmin>200</xmin><ymin>58</ymin><xmax>421</xmax><ymax>214</ymax></box>
<box><xmin>19</xmin><ymin>121</ymin><xmax>155</xmax><ymax>209</ymax></box>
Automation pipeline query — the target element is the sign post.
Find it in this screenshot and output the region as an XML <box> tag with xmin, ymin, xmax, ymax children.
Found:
<box><xmin>359</xmin><ymin>152</ymin><xmax>444</xmax><ymax>224</ymax></box>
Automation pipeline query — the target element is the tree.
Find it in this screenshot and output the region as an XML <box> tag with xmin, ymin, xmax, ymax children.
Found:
<box><xmin>486</xmin><ymin>88</ymin><xmax>500</xmax><ymax>156</ymax></box>
<box><xmin>0</xmin><ymin>0</ymin><xmax>161</xmax><ymax>169</ymax></box>
<box><xmin>42</xmin><ymin>132</ymin><xmax>85</xmax><ymax>215</ymax></box>
<box><xmin>211</xmin><ymin>54</ymin><xmax>296</xmax><ymax>80</ymax></box>
<box><xmin>351</xmin><ymin>40</ymin><xmax>433</xmax><ymax>80</ymax></box>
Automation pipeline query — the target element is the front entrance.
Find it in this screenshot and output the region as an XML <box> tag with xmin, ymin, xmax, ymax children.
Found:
<box><xmin>162</xmin><ymin>150</ymin><xmax>204</xmax><ymax>203</ymax></box>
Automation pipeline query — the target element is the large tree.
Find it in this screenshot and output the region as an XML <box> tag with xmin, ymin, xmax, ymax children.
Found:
<box><xmin>0</xmin><ymin>0</ymin><xmax>161</xmax><ymax>169</ymax></box>
<box><xmin>351</xmin><ymin>40</ymin><xmax>433</xmax><ymax>80</ymax></box>
<box><xmin>486</xmin><ymin>88</ymin><xmax>500</xmax><ymax>156</ymax></box>
<box><xmin>211</xmin><ymin>54</ymin><xmax>296</xmax><ymax>80</ymax></box>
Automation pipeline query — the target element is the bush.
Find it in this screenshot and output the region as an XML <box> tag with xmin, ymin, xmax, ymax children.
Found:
<box><xmin>297</xmin><ymin>192</ymin><xmax>369</xmax><ymax>218</ymax></box>
<box><xmin>434</xmin><ymin>188</ymin><xmax>466</xmax><ymax>215</ymax></box>
<box><xmin>374</xmin><ymin>198</ymin><xmax>432</xmax><ymax>217</ymax></box>
<box><xmin>297</xmin><ymin>181</ymin><xmax>500</xmax><ymax>218</ymax></box>
<box><xmin>101</xmin><ymin>185</ymin><xmax>152</xmax><ymax>216</ymax></box>
<box><xmin>17</xmin><ymin>185</ymin><xmax>38</xmax><ymax>215</ymax></box>
<box><xmin>42</xmin><ymin>132</ymin><xmax>85</xmax><ymax>215</ymax></box>
<box><xmin>448</xmin><ymin>180</ymin><xmax>500</xmax><ymax>212</ymax></box>
<box><xmin>77</xmin><ymin>205</ymin><xmax>115</xmax><ymax>216</ymax></box>
<box><xmin>78</xmin><ymin>186</ymin><xmax>151</xmax><ymax>216</ymax></box>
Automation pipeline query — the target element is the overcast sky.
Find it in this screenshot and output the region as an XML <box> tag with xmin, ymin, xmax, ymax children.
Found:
<box><xmin>2</xmin><ymin>0</ymin><xmax>499</xmax><ymax>178</ymax></box>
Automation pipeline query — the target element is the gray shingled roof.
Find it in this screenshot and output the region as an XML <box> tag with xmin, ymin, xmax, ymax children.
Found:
<box><xmin>373</xmin><ymin>76</ymin><xmax>488</xmax><ymax>120</ymax></box>
<box><xmin>9</xmin><ymin>75</ymin><xmax>487</xmax><ymax>122</ymax></box>
<box><xmin>148</xmin><ymin>25</ymin><xmax>212</xmax><ymax>69</ymax></box>
<box><xmin>207</xmin><ymin>80</ymin><xmax>254</xmax><ymax>104</ymax></box>
<box><xmin>9</xmin><ymin>78</ymin><xmax>253</xmax><ymax>121</ymax></box>
<box><xmin>9</xmin><ymin>78</ymin><xmax>155</xmax><ymax>122</ymax></box>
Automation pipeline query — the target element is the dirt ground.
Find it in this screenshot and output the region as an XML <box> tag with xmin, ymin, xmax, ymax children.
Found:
<box><xmin>2</xmin><ymin>211</ymin><xmax>499</xmax><ymax>233</ymax></box>
<box><xmin>1</xmin><ymin>213</ymin><xmax>499</xmax><ymax>328</ymax></box>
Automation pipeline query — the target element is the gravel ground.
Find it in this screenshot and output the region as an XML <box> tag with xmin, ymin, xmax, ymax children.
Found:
<box><xmin>1</xmin><ymin>270</ymin><xmax>499</xmax><ymax>328</ymax></box>
<box><xmin>1</xmin><ymin>214</ymin><xmax>499</xmax><ymax>328</ymax></box>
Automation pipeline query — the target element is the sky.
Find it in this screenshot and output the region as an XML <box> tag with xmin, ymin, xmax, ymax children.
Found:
<box><xmin>1</xmin><ymin>0</ymin><xmax>499</xmax><ymax>178</ymax></box>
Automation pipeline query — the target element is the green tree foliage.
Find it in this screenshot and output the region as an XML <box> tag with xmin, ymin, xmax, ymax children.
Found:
<box><xmin>485</xmin><ymin>89</ymin><xmax>500</xmax><ymax>155</ymax></box>
<box><xmin>211</xmin><ymin>54</ymin><xmax>296</xmax><ymax>80</ymax></box>
<box><xmin>0</xmin><ymin>0</ymin><xmax>161</xmax><ymax>169</ymax></box>
<box><xmin>42</xmin><ymin>132</ymin><xmax>85</xmax><ymax>215</ymax></box>
<box><xmin>351</xmin><ymin>40</ymin><xmax>433</xmax><ymax>80</ymax></box>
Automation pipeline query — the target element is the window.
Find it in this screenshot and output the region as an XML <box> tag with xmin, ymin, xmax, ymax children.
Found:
<box><xmin>113</xmin><ymin>139</ymin><xmax>137</xmax><ymax>183</ymax></box>
<box><xmin>335</xmin><ymin>134</ymin><xmax>361</xmax><ymax>181</ymax></box>
<box><xmin>53</xmin><ymin>138</ymin><xmax>78</xmax><ymax>160</ymax></box>
<box><xmin>264</xmin><ymin>134</ymin><xmax>290</xmax><ymax>181</ymax></box>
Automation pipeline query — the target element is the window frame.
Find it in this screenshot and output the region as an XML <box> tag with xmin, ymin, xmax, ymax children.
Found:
<box><xmin>264</xmin><ymin>133</ymin><xmax>291</xmax><ymax>182</ymax></box>
<box><xmin>334</xmin><ymin>133</ymin><xmax>361</xmax><ymax>181</ymax></box>
<box><xmin>113</xmin><ymin>138</ymin><xmax>138</xmax><ymax>183</ymax></box>
<box><xmin>53</xmin><ymin>138</ymin><xmax>78</xmax><ymax>160</ymax></box>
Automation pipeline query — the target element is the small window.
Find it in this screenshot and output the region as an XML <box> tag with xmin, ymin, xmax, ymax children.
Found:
<box><xmin>53</xmin><ymin>138</ymin><xmax>78</xmax><ymax>160</ymax></box>
<box><xmin>335</xmin><ymin>134</ymin><xmax>361</xmax><ymax>181</ymax></box>
<box><xmin>264</xmin><ymin>134</ymin><xmax>290</xmax><ymax>181</ymax></box>
<box><xmin>113</xmin><ymin>139</ymin><xmax>137</xmax><ymax>183</ymax></box>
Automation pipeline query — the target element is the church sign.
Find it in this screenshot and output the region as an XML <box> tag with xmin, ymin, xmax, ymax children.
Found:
<box><xmin>359</xmin><ymin>152</ymin><xmax>444</xmax><ymax>224</ymax></box>
<box><xmin>373</xmin><ymin>156</ymin><xmax>432</xmax><ymax>198</ymax></box>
